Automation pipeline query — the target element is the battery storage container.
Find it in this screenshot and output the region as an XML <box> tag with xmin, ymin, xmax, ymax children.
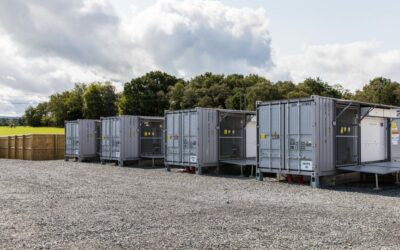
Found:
<box><xmin>165</xmin><ymin>108</ymin><xmax>255</xmax><ymax>174</ymax></box>
<box><xmin>256</xmin><ymin>95</ymin><xmax>398</xmax><ymax>187</ymax></box>
<box><xmin>100</xmin><ymin>116</ymin><xmax>164</xmax><ymax>166</ymax></box>
<box><xmin>65</xmin><ymin>119</ymin><xmax>100</xmax><ymax>161</ymax></box>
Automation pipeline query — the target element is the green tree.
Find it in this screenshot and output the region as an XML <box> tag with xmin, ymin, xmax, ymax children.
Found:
<box><xmin>224</xmin><ymin>74</ymin><xmax>249</xmax><ymax>110</ymax></box>
<box><xmin>183</xmin><ymin>73</ymin><xmax>227</xmax><ymax>108</ymax></box>
<box><xmin>83</xmin><ymin>82</ymin><xmax>118</xmax><ymax>119</ymax></box>
<box><xmin>23</xmin><ymin>102</ymin><xmax>49</xmax><ymax>127</ymax></box>
<box><xmin>245</xmin><ymin>78</ymin><xmax>280</xmax><ymax>110</ymax></box>
<box><xmin>66</xmin><ymin>83</ymin><xmax>86</xmax><ymax>120</ymax></box>
<box><xmin>120</xmin><ymin>71</ymin><xmax>181</xmax><ymax>116</ymax></box>
<box><xmin>168</xmin><ymin>81</ymin><xmax>187</xmax><ymax>110</ymax></box>
<box><xmin>48</xmin><ymin>92</ymin><xmax>70</xmax><ymax>127</ymax></box>
<box><xmin>45</xmin><ymin>84</ymin><xmax>87</xmax><ymax>127</ymax></box>
<box><xmin>354</xmin><ymin>77</ymin><xmax>400</xmax><ymax>105</ymax></box>
<box><xmin>296</xmin><ymin>77</ymin><xmax>343</xmax><ymax>98</ymax></box>
<box><xmin>275</xmin><ymin>81</ymin><xmax>296</xmax><ymax>98</ymax></box>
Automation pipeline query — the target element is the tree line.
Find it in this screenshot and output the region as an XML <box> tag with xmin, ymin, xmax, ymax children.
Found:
<box><xmin>23</xmin><ymin>71</ymin><xmax>400</xmax><ymax>127</ymax></box>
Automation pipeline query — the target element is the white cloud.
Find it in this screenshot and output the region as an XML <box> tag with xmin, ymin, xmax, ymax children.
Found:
<box><xmin>0</xmin><ymin>0</ymin><xmax>273</xmax><ymax>116</ymax></box>
<box><xmin>1</xmin><ymin>0</ymin><xmax>400</xmax><ymax>116</ymax></box>
<box><xmin>121</xmin><ymin>0</ymin><xmax>273</xmax><ymax>77</ymax></box>
<box><xmin>278</xmin><ymin>42</ymin><xmax>400</xmax><ymax>91</ymax></box>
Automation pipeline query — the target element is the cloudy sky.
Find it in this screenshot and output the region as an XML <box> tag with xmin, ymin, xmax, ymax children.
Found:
<box><xmin>0</xmin><ymin>0</ymin><xmax>399</xmax><ymax>116</ymax></box>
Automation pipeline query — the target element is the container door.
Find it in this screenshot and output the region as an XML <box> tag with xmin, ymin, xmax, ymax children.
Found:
<box><xmin>73</xmin><ymin>123</ymin><xmax>79</xmax><ymax>155</ymax></box>
<box><xmin>66</xmin><ymin>123</ymin><xmax>79</xmax><ymax>156</ymax></box>
<box><xmin>182</xmin><ymin>112</ymin><xmax>198</xmax><ymax>164</ymax></box>
<box><xmin>258</xmin><ymin>104</ymin><xmax>284</xmax><ymax>170</ymax></box>
<box><xmin>286</xmin><ymin>102</ymin><xmax>314</xmax><ymax>171</ymax></box>
<box><xmin>246</xmin><ymin>117</ymin><xmax>257</xmax><ymax>158</ymax></box>
<box><xmin>166</xmin><ymin>113</ymin><xmax>181</xmax><ymax>163</ymax></box>
<box><xmin>361</xmin><ymin>117</ymin><xmax>387</xmax><ymax>162</ymax></box>
<box><xmin>101</xmin><ymin>120</ymin><xmax>110</xmax><ymax>158</ymax></box>
<box><xmin>85</xmin><ymin>121</ymin><xmax>96</xmax><ymax>156</ymax></box>
<box><xmin>96</xmin><ymin>122</ymin><xmax>101</xmax><ymax>156</ymax></box>
<box><xmin>65</xmin><ymin>123</ymin><xmax>73</xmax><ymax>155</ymax></box>
<box><xmin>111</xmin><ymin>118</ymin><xmax>121</xmax><ymax>159</ymax></box>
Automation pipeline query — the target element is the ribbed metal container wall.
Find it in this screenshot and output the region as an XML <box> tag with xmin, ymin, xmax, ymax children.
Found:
<box><xmin>101</xmin><ymin>116</ymin><xmax>164</xmax><ymax>164</ymax></box>
<box><xmin>165</xmin><ymin>108</ymin><xmax>255</xmax><ymax>169</ymax></box>
<box><xmin>65</xmin><ymin>120</ymin><xmax>100</xmax><ymax>160</ymax></box>
<box><xmin>101</xmin><ymin>116</ymin><xmax>140</xmax><ymax>162</ymax></box>
<box><xmin>165</xmin><ymin>108</ymin><xmax>219</xmax><ymax>167</ymax></box>
<box><xmin>257</xmin><ymin>96</ymin><xmax>335</xmax><ymax>177</ymax></box>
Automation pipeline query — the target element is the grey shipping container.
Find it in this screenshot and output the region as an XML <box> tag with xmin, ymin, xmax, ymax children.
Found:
<box><xmin>100</xmin><ymin>116</ymin><xmax>164</xmax><ymax>166</ymax></box>
<box><xmin>65</xmin><ymin>119</ymin><xmax>101</xmax><ymax>161</ymax></box>
<box><xmin>165</xmin><ymin>108</ymin><xmax>255</xmax><ymax>174</ymax></box>
<box><xmin>256</xmin><ymin>95</ymin><xmax>400</xmax><ymax>188</ymax></box>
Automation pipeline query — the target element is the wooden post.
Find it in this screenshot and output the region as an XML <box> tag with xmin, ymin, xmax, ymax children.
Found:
<box><xmin>22</xmin><ymin>135</ymin><xmax>25</xmax><ymax>160</ymax></box>
<box><xmin>53</xmin><ymin>135</ymin><xmax>56</xmax><ymax>160</ymax></box>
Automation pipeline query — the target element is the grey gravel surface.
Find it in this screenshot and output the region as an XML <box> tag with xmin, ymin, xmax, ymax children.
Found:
<box><xmin>1</xmin><ymin>159</ymin><xmax>400</xmax><ymax>249</ymax></box>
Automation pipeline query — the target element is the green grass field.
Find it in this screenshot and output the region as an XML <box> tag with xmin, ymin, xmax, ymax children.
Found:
<box><xmin>0</xmin><ymin>126</ymin><xmax>64</xmax><ymax>136</ymax></box>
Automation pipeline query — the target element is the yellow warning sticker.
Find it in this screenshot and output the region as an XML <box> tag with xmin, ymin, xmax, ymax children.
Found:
<box><xmin>261</xmin><ymin>133</ymin><xmax>267</xmax><ymax>140</ymax></box>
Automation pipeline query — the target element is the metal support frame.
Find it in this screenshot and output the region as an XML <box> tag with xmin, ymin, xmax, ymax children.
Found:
<box><xmin>360</xmin><ymin>106</ymin><xmax>377</xmax><ymax>121</ymax></box>
<box><xmin>256</xmin><ymin>168</ymin><xmax>263</xmax><ymax>181</ymax></box>
<box><xmin>310</xmin><ymin>173</ymin><xmax>320</xmax><ymax>188</ymax></box>
<box><xmin>373</xmin><ymin>174</ymin><xmax>381</xmax><ymax>191</ymax></box>
<box><xmin>387</xmin><ymin>118</ymin><xmax>392</xmax><ymax>162</ymax></box>
<box><xmin>196</xmin><ymin>165</ymin><xmax>202</xmax><ymax>175</ymax></box>
<box><xmin>219</xmin><ymin>110</ymin><xmax>254</xmax><ymax>125</ymax></box>
<box><xmin>335</xmin><ymin>102</ymin><xmax>353</xmax><ymax>121</ymax></box>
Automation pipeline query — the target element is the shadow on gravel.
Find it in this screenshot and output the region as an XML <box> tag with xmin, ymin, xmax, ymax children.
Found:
<box><xmin>322</xmin><ymin>175</ymin><xmax>400</xmax><ymax>198</ymax></box>
<box><xmin>68</xmin><ymin>160</ymin><xmax>400</xmax><ymax>196</ymax></box>
<box><xmin>323</xmin><ymin>185</ymin><xmax>400</xmax><ymax>198</ymax></box>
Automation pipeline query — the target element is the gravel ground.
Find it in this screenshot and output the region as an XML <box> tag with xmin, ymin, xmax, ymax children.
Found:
<box><xmin>1</xmin><ymin>159</ymin><xmax>400</xmax><ymax>249</ymax></box>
